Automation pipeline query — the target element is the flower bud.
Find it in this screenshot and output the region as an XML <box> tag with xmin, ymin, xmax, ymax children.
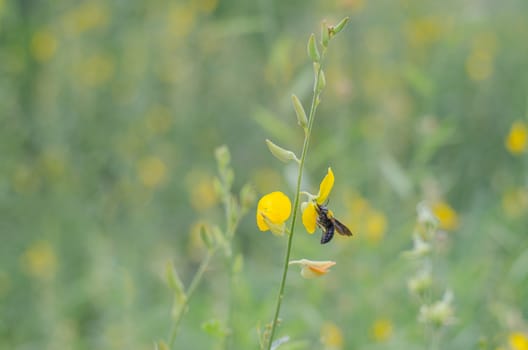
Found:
<box><xmin>403</xmin><ymin>234</ymin><xmax>431</xmax><ymax>259</ymax></box>
<box><xmin>408</xmin><ymin>269</ymin><xmax>432</xmax><ymax>297</ymax></box>
<box><xmin>417</xmin><ymin>202</ymin><xmax>439</xmax><ymax>228</ymax></box>
<box><xmin>329</xmin><ymin>17</ymin><xmax>349</xmax><ymax>38</ymax></box>
<box><xmin>307</xmin><ymin>33</ymin><xmax>320</xmax><ymax>62</ymax></box>
<box><xmin>321</xmin><ymin>20</ymin><xmax>329</xmax><ymax>48</ymax></box>
<box><xmin>239</xmin><ymin>183</ymin><xmax>256</xmax><ymax>212</ymax></box>
<box><xmin>266</xmin><ymin>139</ymin><xmax>300</xmax><ymax>164</ymax></box>
<box><xmin>165</xmin><ymin>261</ymin><xmax>186</xmax><ymax>304</ymax></box>
<box><xmin>215</xmin><ymin>145</ymin><xmax>231</xmax><ymax>168</ymax></box>
<box><xmin>419</xmin><ymin>290</ymin><xmax>455</xmax><ymax>327</ymax></box>
<box><xmin>200</xmin><ymin>224</ymin><xmax>215</xmax><ymax>250</ymax></box>
<box><xmin>291</xmin><ymin>94</ymin><xmax>308</xmax><ymax>129</ymax></box>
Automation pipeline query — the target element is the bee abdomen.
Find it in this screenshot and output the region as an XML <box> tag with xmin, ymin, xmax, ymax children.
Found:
<box><xmin>320</xmin><ymin>224</ymin><xmax>335</xmax><ymax>244</ymax></box>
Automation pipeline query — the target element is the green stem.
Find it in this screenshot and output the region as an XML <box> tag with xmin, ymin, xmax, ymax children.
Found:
<box><xmin>169</xmin><ymin>250</ymin><xmax>215</xmax><ymax>348</ymax></box>
<box><xmin>266</xmin><ymin>63</ymin><xmax>324</xmax><ymax>350</ymax></box>
<box><xmin>223</xmin><ymin>220</ymin><xmax>240</xmax><ymax>350</ymax></box>
<box><xmin>429</xmin><ymin>328</ymin><xmax>441</xmax><ymax>350</ymax></box>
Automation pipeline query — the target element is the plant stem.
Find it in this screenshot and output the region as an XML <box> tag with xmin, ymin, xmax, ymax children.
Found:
<box><xmin>266</xmin><ymin>64</ymin><xmax>324</xmax><ymax>350</ymax></box>
<box><xmin>169</xmin><ymin>249</ymin><xmax>214</xmax><ymax>348</ymax></box>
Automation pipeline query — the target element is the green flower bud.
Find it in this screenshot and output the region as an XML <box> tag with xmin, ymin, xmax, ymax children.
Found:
<box><xmin>329</xmin><ymin>17</ymin><xmax>349</xmax><ymax>38</ymax></box>
<box><xmin>321</xmin><ymin>20</ymin><xmax>329</xmax><ymax>48</ymax></box>
<box><xmin>408</xmin><ymin>269</ymin><xmax>433</xmax><ymax>297</ymax></box>
<box><xmin>291</xmin><ymin>94</ymin><xmax>308</xmax><ymax>129</ymax></box>
<box><xmin>212</xmin><ymin>225</ymin><xmax>231</xmax><ymax>257</ymax></box>
<box><xmin>215</xmin><ymin>145</ymin><xmax>231</xmax><ymax>168</ymax></box>
<box><xmin>240</xmin><ymin>183</ymin><xmax>256</xmax><ymax>211</ymax></box>
<box><xmin>200</xmin><ymin>224</ymin><xmax>215</xmax><ymax>250</ymax></box>
<box><xmin>265</xmin><ymin>139</ymin><xmax>300</xmax><ymax>164</ymax></box>
<box><xmin>165</xmin><ymin>261</ymin><xmax>186</xmax><ymax>304</ymax></box>
<box><xmin>307</xmin><ymin>33</ymin><xmax>320</xmax><ymax>62</ymax></box>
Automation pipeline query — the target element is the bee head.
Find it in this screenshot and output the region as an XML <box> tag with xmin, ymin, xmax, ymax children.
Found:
<box><xmin>316</xmin><ymin>203</ymin><xmax>329</xmax><ymax>214</ymax></box>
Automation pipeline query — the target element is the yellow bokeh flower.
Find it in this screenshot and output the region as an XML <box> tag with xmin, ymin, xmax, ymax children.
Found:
<box><xmin>77</xmin><ymin>53</ymin><xmax>115</xmax><ymax>88</ymax></box>
<box><xmin>320</xmin><ymin>321</ymin><xmax>344</xmax><ymax>349</ymax></box>
<box><xmin>433</xmin><ymin>201</ymin><xmax>459</xmax><ymax>231</ymax></box>
<box><xmin>502</xmin><ymin>188</ymin><xmax>528</xmax><ymax>218</ymax></box>
<box><xmin>466</xmin><ymin>49</ymin><xmax>494</xmax><ymax>81</ymax></box>
<box><xmin>509</xmin><ymin>332</ymin><xmax>528</xmax><ymax>350</ymax></box>
<box><xmin>506</xmin><ymin>121</ymin><xmax>528</xmax><ymax>155</ymax></box>
<box><xmin>31</xmin><ymin>29</ymin><xmax>58</xmax><ymax>62</ymax></box>
<box><xmin>21</xmin><ymin>241</ymin><xmax>57</xmax><ymax>281</ymax></box>
<box><xmin>137</xmin><ymin>156</ymin><xmax>168</xmax><ymax>189</ymax></box>
<box><xmin>289</xmin><ymin>259</ymin><xmax>336</xmax><ymax>279</ymax></box>
<box><xmin>370</xmin><ymin>318</ymin><xmax>393</xmax><ymax>342</ymax></box>
<box><xmin>256</xmin><ymin>191</ymin><xmax>291</xmax><ymax>235</ymax></box>
<box><xmin>185</xmin><ymin>170</ymin><xmax>218</xmax><ymax>212</ymax></box>
<box><xmin>365</xmin><ymin>210</ymin><xmax>387</xmax><ymax>244</ymax></box>
<box><xmin>302</xmin><ymin>168</ymin><xmax>334</xmax><ymax>233</ymax></box>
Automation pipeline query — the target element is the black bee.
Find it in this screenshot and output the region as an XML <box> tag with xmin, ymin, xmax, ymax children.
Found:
<box><xmin>316</xmin><ymin>203</ymin><xmax>353</xmax><ymax>244</ymax></box>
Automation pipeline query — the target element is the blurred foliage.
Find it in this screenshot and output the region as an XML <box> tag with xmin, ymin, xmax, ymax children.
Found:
<box><xmin>1</xmin><ymin>0</ymin><xmax>528</xmax><ymax>349</ymax></box>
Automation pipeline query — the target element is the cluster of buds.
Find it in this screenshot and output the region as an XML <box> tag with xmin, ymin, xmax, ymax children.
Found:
<box><xmin>405</xmin><ymin>202</ymin><xmax>456</xmax><ymax>330</ymax></box>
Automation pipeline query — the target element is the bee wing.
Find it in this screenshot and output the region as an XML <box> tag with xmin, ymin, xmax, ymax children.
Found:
<box><xmin>331</xmin><ymin>218</ymin><xmax>353</xmax><ymax>236</ymax></box>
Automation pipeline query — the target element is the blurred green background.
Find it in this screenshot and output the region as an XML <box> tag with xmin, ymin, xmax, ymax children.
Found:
<box><xmin>1</xmin><ymin>0</ymin><xmax>528</xmax><ymax>349</ymax></box>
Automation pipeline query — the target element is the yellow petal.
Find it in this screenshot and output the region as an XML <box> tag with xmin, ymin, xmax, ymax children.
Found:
<box><xmin>506</xmin><ymin>121</ymin><xmax>528</xmax><ymax>155</ymax></box>
<box><xmin>301</xmin><ymin>261</ymin><xmax>336</xmax><ymax>278</ymax></box>
<box><xmin>302</xmin><ymin>202</ymin><xmax>317</xmax><ymax>234</ymax></box>
<box><xmin>256</xmin><ymin>210</ymin><xmax>268</xmax><ymax>231</ymax></box>
<box><xmin>256</xmin><ymin>191</ymin><xmax>292</xmax><ymax>232</ymax></box>
<box><xmin>510</xmin><ymin>332</ymin><xmax>528</xmax><ymax>350</ymax></box>
<box><xmin>317</xmin><ymin>167</ymin><xmax>334</xmax><ymax>204</ymax></box>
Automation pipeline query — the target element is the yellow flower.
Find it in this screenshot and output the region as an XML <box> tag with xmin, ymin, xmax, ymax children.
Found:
<box><xmin>21</xmin><ymin>241</ymin><xmax>57</xmax><ymax>281</ymax></box>
<box><xmin>506</xmin><ymin>121</ymin><xmax>528</xmax><ymax>155</ymax></box>
<box><xmin>137</xmin><ymin>156</ymin><xmax>168</xmax><ymax>189</ymax></box>
<box><xmin>31</xmin><ymin>29</ymin><xmax>58</xmax><ymax>62</ymax></box>
<box><xmin>433</xmin><ymin>201</ymin><xmax>459</xmax><ymax>231</ymax></box>
<box><xmin>365</xmin><ymin>210</ymin><xmax>387</xmax><ymax>244</ymax></box>
<box><xmin>510</xmin><ymin>332</ymin><xmax>528</xmax><ymax>350</ymax></box>
<box><xmin>371</xmin><ymin>318</ymin><xmax>393</xmax><ymax>342</ymax></box>
<box><xmin>256</xmin><ymin>191</ymin><xmax>291</xmax><ymax>235</ymax></box>
<box><xmin>185</xmin><ymin>170</ymin><xmax>218</xmax><ymax>212</ymax></box>
<box><xmin>302</xmin><ymin>168</ymin><xmax>334</xmax><ymax>233</ymax></box>
<box><xmin>502</xmin><ymin>188</ymin><xmax>528</xmax><ymax>218</ymax></box>
<box><xmin>289</xmin><ymin>259</ymin><xmax>336</xmax><ymax>279</ymax></box>
<box><xmin>320</xmin><ymin>321</ymin><xmax>344</xmax><ymax>349</ymax></box>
